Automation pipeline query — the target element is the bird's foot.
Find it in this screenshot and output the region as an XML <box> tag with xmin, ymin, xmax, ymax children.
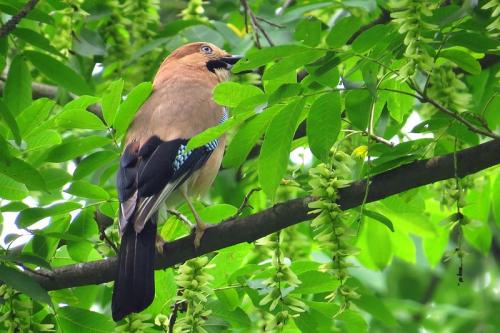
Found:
<box><xmin>156</xmin><ymin>235</ymin><xmax>166</xmax><ymax>255</ymax></box>
<box><xmin>193</xmin><ymin>221</ymin><xmax>212</xmax><ymax>250</ymax></box>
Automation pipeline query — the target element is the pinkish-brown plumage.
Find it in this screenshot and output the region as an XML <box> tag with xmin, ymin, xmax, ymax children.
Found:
<box><xmin>112</xmin><ymin>42</ymin><xmax>239</xmax><ymax>321</ymax></box>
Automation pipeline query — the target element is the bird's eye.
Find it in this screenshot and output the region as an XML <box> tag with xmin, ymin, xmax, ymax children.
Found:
<box><xmin>201</xmin><ymin>45</ymin><xmax>213</xmax><ymax>54</ymax></box>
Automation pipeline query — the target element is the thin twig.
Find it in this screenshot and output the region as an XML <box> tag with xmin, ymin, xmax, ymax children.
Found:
<box><xmin>240</xmin><ymin>0</ymin><xmax>274</xmax><ymax>47</ymax></box>
<box><xmin>419</xmin><ymin>94</ymin><xmax>500</xmax><ymax>140</ymax></box>
<box><xmin>0</xmin><ymin>0</ymin><xmax>40</xmax><ymax>38</ymax></box>
<box><xmin>167</xmin><ymin>209</ymin><xmax>195</xmax><ymax>229</ymax></box>
<box><xmin>256</xmin><ymin>16</ymin><xmax>284</xmax><ymax>28</ymax></box>
<box><xmin>168</xmin><ymin>289</ymin><xmax>186</xmax><ymax>333</ymax></box>
<box><xmin>232</xmin><ymin>188</ymin><xmax>262</xmax><ymax>218</ymax></box>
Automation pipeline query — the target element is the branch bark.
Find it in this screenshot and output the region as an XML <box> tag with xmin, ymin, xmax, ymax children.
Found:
<box><xmin>0</xmin><ymin>0</ymin><xmax>40</xmax><ymax>38</ymax></box>
<box><xmin>29</xmin><ymin>139</ymin><xmax>500</xmax><ymax>290</ymax></box>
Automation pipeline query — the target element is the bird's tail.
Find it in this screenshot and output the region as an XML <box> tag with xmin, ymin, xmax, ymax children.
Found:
<box><xmin>111</xmin><ymin>220</ymin><xmax>156</xmax><ymax>322</ymax></box>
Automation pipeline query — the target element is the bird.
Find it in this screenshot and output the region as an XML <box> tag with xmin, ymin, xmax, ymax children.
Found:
<box><xmin>111</xmin><ymin>42</ymin><xmax>241</xmax><ymax>321</ymax></box>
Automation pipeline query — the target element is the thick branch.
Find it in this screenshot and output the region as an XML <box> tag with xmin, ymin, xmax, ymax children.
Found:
<box><xmin>29</xmin><ymin>139</ymin><xmax>500</xmax><ymax>290</ymax></box>
<box><xmin>0</xmin><ymin>0</ymin><xmax>39</xmax><ymax>38</ymax></box>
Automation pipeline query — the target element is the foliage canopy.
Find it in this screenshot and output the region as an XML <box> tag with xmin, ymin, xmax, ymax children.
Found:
<box><xmin>0</xmin><ymin>0</ymin><xmax>499</xmax><ymax>332</ymax></box>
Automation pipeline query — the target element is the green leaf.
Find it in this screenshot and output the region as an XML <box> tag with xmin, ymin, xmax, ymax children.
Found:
<box><xmin>439</xmin><ymin>49</ymin><xmax>481</xmax><ymax>75</ymax></box>
<box><xmin>447</xmin><ymin>31</ymin><xmax>497</xmax><ymax>53</ymax></box>
<box><xmin>0</xmin><ymin>156</ymin><xmax>46</xmax><ymax>191</ymax></box>
<box><xmin>25</xmin><ymin>129</ymin><xmax>61</xmax><ymax>151</ymax></box>
<box><xmin>56</xmin><ymin>109</ymin><xmax>105</xmax><ymax>130</ymax></box>
<box><xmin>363</xmin><ymin>209</ymin><xmax>394</xmax><ymax>232</ymax></box>
<box><xmin>58</xmin><ymin>306</ymin><xmax>114</xmax><ymax>333</ymax></box>
<box><xmin>4</xmin><ymin>54</ymin><xmax>32</xmax><ymax>116</ymax></box>
<box><xmin>73</xmin><ymin>150</ymin><xmax>118</xmax><ymax>180</ymax></box>
<box><xmin>293</xmin><ymin>270</ymin><xmax>340</xmax><ymax>294</ymax></box>
<box><xmin>67</xmin><ymin>208</ymin><xmax>99</xmax><ymax>262</ymax></box>
<box><xmin>215</xmin><ymin>288</ymin><xmax>240</xmax><ymax>311</ymax></box>
<box><xmin>66</xmin><ymin>180</ymin><xmax>109</xmax><ymax>200</ymax></box>
<box><xmin>16</xmin><ymin>98</ymin><xmax>55</xmax><ymax>136</ymax></box>
<box><xmin>294</xmin><ymin>17</ymin><xmax>322</xmax><ymax>46</ymax></box>
<box><xmin>326</xmin><ymin>16</ymin><xmax>362</xmax><ymax>48</ymax></box>
<box><xmin>210</xmin><ymin>243</ymin><xmax>250</xmax><ymax>287</ymax></box>
<box><xmin>0</xmin><ymin>174</ymin><xmax>28</xmax><ymax>200</ymax></box>
<box><xmin>114</xmin><ymin>82</ymin><xmax>153</xmax><ymax>136</ymax></box>
<box><xmin>0</xmin><ymin>265</ymin><xmax>52</xmax><ymax>305</ymax></box>
<box><xmin>493</xmin><ymin>175</ymin><xmax>500</xmax><ymax>226</ymax></box>
<box><xmin>24</xmin><ymin>50</ymin><xmax>92</xmax><ymax>95</ymax></box>
<box><xmin>0</xmin><ymin>253</ymin><xmax>51</xmax><ymax>270</ymax></box>
<box><xmin>40</xmin><ymin>168</ymin><xmax>71</xmax><ymax>190</ymax></box>
<box><xmin>263</xmin><ymin>70</ymin><xmax>297</xmax><ymax>94</ymax></box>
<box><xmin>262</xmin><ymin>49</ymin><xmax>324</xmax><ymax>80</ymax></box>
<box><xmin>101</xmin><ymin>79</ymin><xmax>124</xmax><ymax>125</ymax></box>
<box><xmin>268</xmin><ymin>83</ymin><xmax>303</xmax><ymax>105</ymax></box>
<box><xmin>365</xmin><ymin>217</ymin><xmax>393</xmax><ymax>269</ymax></box>
<box><xmin>232</xmin><ymin>45</ymin><xmax>312</xmax><ymax>72</ymax></box>
<box><xmin>352</xmin><ymin>24</ymin><xmax>392</xmax><ymax>53</ymax></box>
<box><xmin>47</xmin><ymin>136</ymin><xmax>111</xmax><ymax>162</ymax></box>
<box><xmin>223</xmin><ymin>105</ymin><xmax>282</xmax><ymax>168</ymax></box>
<box><xmin>0</xmin><ymin>100</ymin><xmax>21</xmax><ymax>144</ymax></box>
<box><xmin>16</xmin><ymin>202</ymin><xmax>81</xmax><ymax>228</ymax></box>
<box><xmin>307</xmin><ymin>92</ymin><xmax>341</xmax><ymax>161</ymax></box>
<box><xmin>345</xmin><ymin>89</ymin><xmax>371</xmax><ymax>129</ymax></box>
<box><xmin>187</xmin><ymin>110</ymin><xmax>254</xmax><ymax>150</ymax></box>
<box><xmin>353</xmin><ymin>294</ymin><xmax>397</xmax><ymax>326</ymax></box>
<box><xmin>13</xmin><ymin>28</ymin><xmax>62</xmax><ymax>56</ymax></box>
<box><xmin>213</xmin><ymin>82</ymin><xmax>264</xmax><ymax>108</ymax></box>
<box><xmin>337</xmin><ymin>310</ymin><xmax>368</xmax><ymax>333</ymax></box>
<box><xmin>259</xmin><ymin>99</ymin><xmax>304</xmax><ymax>200</ymax></box>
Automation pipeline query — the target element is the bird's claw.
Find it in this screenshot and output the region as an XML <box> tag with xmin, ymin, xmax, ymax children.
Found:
<box><xmin>156</xmin><ymin>235</ymin><xmax>166</xmax><ymax>255</ymax></box>
<box><xmin>193</xmin><ymin>222</ymin><xmax>212</xmax><ymax>250</ymax></box>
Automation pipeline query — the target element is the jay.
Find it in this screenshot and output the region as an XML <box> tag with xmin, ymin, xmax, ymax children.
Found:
<box><xmin>111</xmin><ymin>42</ymin><xmax>241</xmax><ymax>321</ymax></box>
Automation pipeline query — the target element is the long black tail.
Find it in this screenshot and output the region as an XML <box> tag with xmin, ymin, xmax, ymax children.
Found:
<box><xmin>111</xmin><ymin>220</ymin><xmax>156</xmax><ymax>321</ymax></box>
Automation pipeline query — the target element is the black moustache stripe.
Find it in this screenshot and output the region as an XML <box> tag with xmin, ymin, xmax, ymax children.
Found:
<box><xmin>206</xmin><ymin>60</ymin><xmax>228</xmax><ymax>73</ymax></box>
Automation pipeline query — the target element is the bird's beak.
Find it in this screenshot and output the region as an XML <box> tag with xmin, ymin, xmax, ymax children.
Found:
<box><xmin>219</xmin><ymin>55</ymin><xmax>242</xmax><ymax>69</ymax></box>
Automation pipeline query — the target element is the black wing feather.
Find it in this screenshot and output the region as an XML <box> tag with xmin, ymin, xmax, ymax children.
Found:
<box><xmin>112</xmin><ymin>135</ymin><xmax>215</xmax><ymax>321</ymax></box>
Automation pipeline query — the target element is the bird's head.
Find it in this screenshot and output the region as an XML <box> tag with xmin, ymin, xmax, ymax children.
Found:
<box><xmin>159</xmin><ymin>42</ymin><xmax>241</xmax><ymax>82</ymax></box>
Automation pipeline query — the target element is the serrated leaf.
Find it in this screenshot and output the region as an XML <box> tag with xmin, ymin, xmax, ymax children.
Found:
<box><xmin>58</xmin><ymin>306</ymin><xmax>114</xmax><ymax>333</ymax></box>
<box><xmin>4</xmin><ymin>54</ymin><xmax>31</xmax><ymax>116</ymax></box>
<box><xmin>24</xmin><ymin>50</ymin><xmax>92</xmax><ymax>95</ymax></box>
<box><xmin>294</xmin><ymin>17</ymin><xmax>322</xmax><ymax>46</ymax></box>
<box><xmin>352</xmin><ymin>24</ymin><xmax>392</xmax><ymax>53</ymax></box>
<box><xmin>232</xmin><ymin>45</ymin><xmax>312</xmax><ymax>72</ymax></box>
<box><xmin>102</xmin><ymin>79</ymin><xmax>124</xmax><ymax>125</ymax></box>
<box><xmin>0</xmin><ymin>265</ymin><xmax>52</xmax><ymax>305</ymax></box>
<box><xmin>73</xmin><ymin>150</ymin><xmax>118</xmax><ymax>180</ymax></box>
<box><xmin>307</xmin><ymin>92</ymin><xmax>341</xmax><ymax>161</ymax></box>
<box><xmin>213</xmin><ymin>82</ymin><xmax>264</xmax><ymax>108</ymax></box>
<box><xmin>16</xmin><ymin>202</ymin><xmax>81</xmax><ymax>228</ymax></box>
<box><xmin>326</xmin><ymin>15</ymin><xmax>362</xmax><ymax>48</ymax></box>
<box><xmin>0</xmin><ymin>174</ymin><xmax>28</xmax><ymax>200</ymax></box>
<box><xmin>13</xmin><ymin>28</ymin><xmax>62</xmax><ymax>56</ymax></box>
<box><xmin>439</xmin><ymin>49</ymin><xmax>481</xmax><ymax>75</ymax></box>
<box><xmin>223</xmin><ymin>105</ymin><xmax>282</xmax><ymax>168</ymax></box>
<box><xmin>66</xmin><ymin>180</ymin><xmax>109</xmax><ymax>200</ymax></box>
<box><xmin>0</xmin><ymin>156</ymin><xmax>46</xmax><ymax>191</ymax></box>
<box><xmin>16</xmin><ymin>98</ymin><xmax>55</xmax><ymax>136</ymax></box>
<box><xmin>259</xmin><ymin>99</ymin><xmax>304</xmax><ymax>200</ymax></box>
<box><xmin>363</xmin><ymin>209</ymin><xmax>394</xmax><ymax>232</ymax></box>
<box><xmin>262</xmin><ymin>50</ymin><xmax>324</xmax><ymax>80</ymax></box>
<box><xmin>114</xmin><ymin>82</ymin><xmax>152</xmax><ymax>136</ymax></box>
<box><xmin>25</xmin><ymin>129</ymin><xmax>61</xmax><ymax>151</ymax></box>
<box><xmin>46</xmin><ymin>136</ymin><xmax>111</xmax><ymax>162</ymax></box>
<box><xmin>0</xmin><ymin>100</ymin><xmax>21</xmax><ymax>144</ymax></box>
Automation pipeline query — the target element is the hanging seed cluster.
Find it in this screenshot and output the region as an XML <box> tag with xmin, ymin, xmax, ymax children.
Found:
<box><xmin>390</xmin><ymin>0</ymin><xmax>438</xmax><ymax>78</ymax></box>
<box><xmin>308</xmin><ymin>152</ymin><xmax>360</xmax><ymax>312</ymax></box>
<box><xmin>257</xmin><ymin>233</ymin><xmax>307</xmax><ymax>330</ymax></box>
<box><xmin>174</xmin><ymin>257</ymin><xmax>214</xmax><ymax>333</ymax></box>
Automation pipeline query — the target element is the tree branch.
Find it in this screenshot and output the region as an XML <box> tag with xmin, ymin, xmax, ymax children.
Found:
<box><xmin>28</xmin><ymin>139</ymin><xmax>500</xmax><ymax>290</ymax></box>
<box><xmin>0</xmin><ymin>0</ymin><xmax>40</xmax><ymax>38</ymax></box>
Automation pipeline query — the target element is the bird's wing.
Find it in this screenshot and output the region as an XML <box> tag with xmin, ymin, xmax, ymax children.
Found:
<box><xmin>117</xmin><ymin>135</ymin><xmax>221</xmax><ymax>234</ymax></box>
